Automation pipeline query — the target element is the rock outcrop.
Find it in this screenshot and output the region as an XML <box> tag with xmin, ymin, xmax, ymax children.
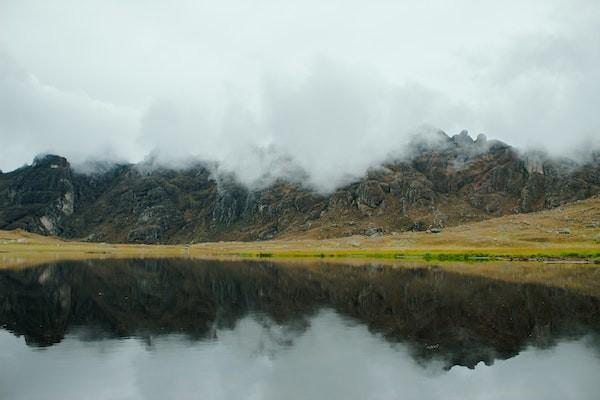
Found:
<box><xmin>0</xmin><ymin>131</ymin><xmax>598</xmax><ymax>243</ymax></box>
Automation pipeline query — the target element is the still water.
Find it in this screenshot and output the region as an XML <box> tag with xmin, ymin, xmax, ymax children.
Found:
<box><xmin>1</xmin><ymin>259</ymin><xmax>599</xmax><ymax>400</ymax></box>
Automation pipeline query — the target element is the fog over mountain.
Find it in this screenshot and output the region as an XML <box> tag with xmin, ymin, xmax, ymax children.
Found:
<box><xmin>1</xmin><ymin>0</ymin><xmax>599</xmax><ymax>191</ymax></box>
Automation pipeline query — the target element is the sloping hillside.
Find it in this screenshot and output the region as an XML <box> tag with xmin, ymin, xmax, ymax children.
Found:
<box><xmin>1</xmin><ymin>196</ymin><xmax>598</xmax><ymax>270</ymax></box>
<box><xmin>1</xmin><ymin>131</ymin><xmax>598</xmax><ymax>244</ymax></box>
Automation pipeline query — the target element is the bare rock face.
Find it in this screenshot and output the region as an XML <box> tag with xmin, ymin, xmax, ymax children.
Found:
<box><xmin>357</xmin><ymin>180</ymin><xmax>385</xmax><ymax>209</ymax></box>
<box><xmin>0</xmin><ymin>155</ymin><xmax>75</xmax><ymax>235</ymax></box>
<box><xmin>1</xmin><ymin>132</ymin><xmax>599</xmax><ymax>243</ymax></box>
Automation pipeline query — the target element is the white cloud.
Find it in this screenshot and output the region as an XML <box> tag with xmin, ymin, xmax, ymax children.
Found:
<box><xmin>0</xmin><ymin>0</ymin><xmax>598</xmax><ymax>189</ymax></box>
<box><xmin>0</xmin><ymin>53</ymin><xmax>141</xmax><ymax>170</ymax></box>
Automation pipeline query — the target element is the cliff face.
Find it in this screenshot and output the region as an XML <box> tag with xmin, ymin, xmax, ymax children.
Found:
<box><xmin>1</xmin><ymin>132</ymin><xmax>599</xmax><ymax>243</ymax></box>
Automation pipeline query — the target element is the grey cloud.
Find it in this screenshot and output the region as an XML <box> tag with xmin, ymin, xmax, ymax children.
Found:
<box><xmin>0</xmin><ymin>0</ymin><xmax>598</xmax><ymax>190</ymax></box>
<box><xmin>135</xmin><ymin>60</ymin><xmax>466</xmax><ymax>192</ymax></box>
<box><xmin>0</xmin><ymin>53</ymin><xmax>140</xmax><ymax>171</ymax></box>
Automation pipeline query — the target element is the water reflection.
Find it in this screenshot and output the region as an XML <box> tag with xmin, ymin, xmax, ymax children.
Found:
<box><xmin>1</xmin><ymin>312</ymin><xmax>599</xmax><ymax>400</ymax></box>
<box><xmin>1</xmin><ymin>259</ymin><xmax>599</xmax><ymax>399</ymax></box>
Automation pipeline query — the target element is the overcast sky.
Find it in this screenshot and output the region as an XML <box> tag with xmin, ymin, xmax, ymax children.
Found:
<box><xmin>1</xmin><ymin>0</ymin><xmax>599</xmax><ymax>190</ymax></box>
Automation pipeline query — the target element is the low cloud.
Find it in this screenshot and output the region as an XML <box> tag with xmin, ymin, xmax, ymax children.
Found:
<box><xmin>0</xmin><ymin>53</ymin><xmax>140</xmax><ymax>170</ymax></box>
<box><xmin>0</xmin><ymin>0</ymin><xmax>598</xmax><ymax>191</ymax></box>
<box><xmin>135</xmin><ymin>60</ymin><xmax>465</xmax><ymax>191</ymax></box>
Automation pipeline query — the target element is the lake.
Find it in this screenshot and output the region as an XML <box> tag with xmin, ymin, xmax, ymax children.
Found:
<box><xmin>1</xmin><ymin>259</ymin><xmax>599</xmax><ymax>399</ymax></box>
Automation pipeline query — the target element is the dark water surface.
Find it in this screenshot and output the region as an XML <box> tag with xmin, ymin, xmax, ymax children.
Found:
<box><xmin>1</xmin><ymin>259</ymin><xmax>599</xmax><ymax>400</ymax></box>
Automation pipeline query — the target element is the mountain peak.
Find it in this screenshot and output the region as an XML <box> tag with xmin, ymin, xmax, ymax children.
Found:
<box><xmin>32</xmin><ymin>154</ymin><xmax>69</xmax><ymax>169</ymax></box>
<box><xmin>452</xmin><ymin>130</ymin><xmax>474</xmax><ymax>146</ymax></box>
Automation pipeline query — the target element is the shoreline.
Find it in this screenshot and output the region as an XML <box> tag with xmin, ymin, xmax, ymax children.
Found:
<box><xmin>1</xmin><ymin>196</ymin><xmax>598</xmax><ymax>268</ymax></box>
<box><xmin>1</xmin><ymin>229</ymin><xmax>598</xmax><ymax>270</ymax></box>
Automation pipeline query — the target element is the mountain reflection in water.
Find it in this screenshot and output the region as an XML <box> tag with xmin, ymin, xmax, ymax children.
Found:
<box><xmin>1</xmin><ymin>259</ymin><xmax>599</xmax><ymax>400</ymax></box>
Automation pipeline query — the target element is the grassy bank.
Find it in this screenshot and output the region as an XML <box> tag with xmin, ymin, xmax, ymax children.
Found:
<box><xmin>1</xmin><ymin>196</ymin><xmax>599</xmax><ymax>268</ymax></box>
<box><xmin>228</xmin><ymin>249</ymin><xmax>600</xmax><ymax>262</ymax></box>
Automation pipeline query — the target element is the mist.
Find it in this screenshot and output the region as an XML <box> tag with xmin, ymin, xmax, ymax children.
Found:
<box><xmin>1</xmin><ymin>0</ymin><xmax>599</xmax><ymax>191</ymax></box>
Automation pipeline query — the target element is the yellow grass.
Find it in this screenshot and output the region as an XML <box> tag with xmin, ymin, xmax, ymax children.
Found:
<box><xmin>1</xmin><ymin>196</ymin><xmax>599</xmax><ymax>269</ymax></box>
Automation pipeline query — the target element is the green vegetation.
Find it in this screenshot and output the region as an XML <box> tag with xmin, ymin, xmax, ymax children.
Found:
<box><xmin>230</xmin><ymin>248</ymin><xmax>599</xmax><ymax>262</ymax></box>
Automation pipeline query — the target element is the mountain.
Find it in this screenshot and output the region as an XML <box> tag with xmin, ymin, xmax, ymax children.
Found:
<box><xmin>0</xmin><ymin>131</ymin><xmax>598</xmax><ymax>243</ymax></box>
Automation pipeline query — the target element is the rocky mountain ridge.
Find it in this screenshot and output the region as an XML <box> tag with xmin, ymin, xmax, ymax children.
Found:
<box><xmin>0</xmin><ymin>131</ymin><xmax>598</xmax><ymax>243</ymax></box>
